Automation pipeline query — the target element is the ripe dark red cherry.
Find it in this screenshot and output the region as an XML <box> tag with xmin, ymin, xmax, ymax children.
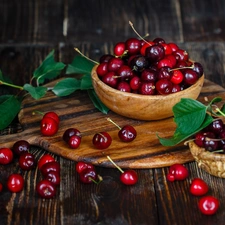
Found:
<box><xmin>12</xmin><ymin>140</ymin><xmax>30</xmax><ymax>156</ymax></box>
<box><xmin>117</xmin><ymin>65</ymin><xmax>134</xmax><ymax>80</ymax></box>
<box><xmin>129</xmin><ymin>76</ymin><xmax>141</xmax><ymax>90</ymax></box>
<box><xmin>19</xmin><ymin>152</ymin><xmax>36</xmax><ymax>170</ymax></box>
<box><xmin>145</xmin><ymin>44</ymin><xmax>165</xmax><ymax>62</ymax></box>
<box><xmin>92</xmin><ymin>132</ymin><xmax>112</xmax><ymax>149</ymax></box>
<box><xmin>43</xmin><ymin>111</ymin><xmax>60</xmax><ymax>124</ymax></box>
<box><xmin>117</xmin><ymin>81</ymin><xmax>131</xmax><ymax>92</ymax></box>
<box><xmin>114</xmin><ymin>42</ymin><xmax>126</xmax><ymax>56</ymax></box>
<box><xmin>40</xmin><ymin>161</ymin><xmax>60</xmax><ymax>177</ymax></box>
<box><xmin>68</xmin><ymin>135</ymin><xmax>81</xmax><ymax>149</ymax></box>
<box><xmin>63</xmin><ymin>128</ymin><xmax>81</xmax><ymax>143</ymax></box>
<box><xmin>36</xmin><ymin>180</ymin><xmax>57</xmax><ymax>198</ymax></box>
<box><xmin>79</xmin><ymin>168</ymin><xmax>98</xmax><ymax>184</ymax></box>
<box><xmin>107</xmin><ymin>57</ymin><xmax>124</xmax><ymax>72</ymax></box>
<box><xmin>156</xmin><ymin>79</ymin><xmax>173</xmax><ymax>95</ymax></box>
<box><xmin>125</xmin><ymin>38</ymin><xmax>141</xmax><ymax>55</ymax></box>
<box><xmin>41</xmin><ymin>116</ymin><xmax>59</xmax><ymax>136</ymax></box>
<box><xmin>183</xmin><ymin>69</ymin><xmax>199</xmax><ymax>85</ymax></box>
<box><xmin>120</xmin><ymin>170</ymin><xmax>138</xmax><ymax>185</ymax></box>
<box><xmin>0</xmin><ymin>148</ymin><xmax>13</xmax><ymax>165</ymax></box>
<box><xmin>7</xmin><ymin>174</ymin><xmax>24</xmax><ymax>193</ymax></box>
<box><xmin>38</xmin><ymin>154</ymin><xmax>55</xmax><ymax>170</ymax></box>
<box><xmin>96</xmin><ymin>62</ymin><xmax>108</xmax><ymax>77</ymax></box>
<box><xmin>190</xmin><ymin>178</ymin><xmax>209</xmax><ymax>196</ymax></box>
<box><xmin>102</xmin><ymin>72</ymin><xmax>118</xmax><ymax>88</ymax></box>
<box><xmin>138</xmin><ymin>82</ymin><xmax>155</xmax><ymax>95</ymax></box>
<box><xmin>167</xmin><ymin>164</ymin><xmax>189</xmax><ymax>181</ymax></box>
<box><xmin>76</xmin><ymin>161</ymin><xmax>95</xmax><ymax>174</ymax></box>
<box><xmin>141</xmin><ymin>69</ymin><xmax>158</xmax><ymax>82</ymax></box>
<box><xmin>44</xmin><ymin>171</ymin><xmax>60</xmax><ymax>186</ymax></box>
<box><xmin>198</xmin><ymin>196</ymin><xmax>219</xmax><ymax>215</ymax></box>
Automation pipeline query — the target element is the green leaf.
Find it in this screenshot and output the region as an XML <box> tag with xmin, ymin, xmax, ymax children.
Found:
<box><xmin>0</xmin><ymin>95</ymin><xmax>21</xmax><ymax>130</ymax></box>
<box><xmin>87</xmin><ymin>89</ymin><xmax>109</xmax><ymax>114</ymax></box>
<box><xmin>173</xmin><ymin>98</ymin><xmax>207</xmax><ymax>134</ymax></box>
<box><xmin>158</xmin><ymin>114</ymin><xmax>214</xmax><ymax>146</ymax></box>
<box><xmin>23</xmin><ymin>84</ymin><xmax>47</xmax><ymax>100</ymax></box>
<box><xmin>0</xmin><ymin>70</ymin><xmax>13</xmax><ymax>84</ymax></box>
<box><xmin>66</xmin><ymin>55</ymin><xmax>95</xmax><ymax>75</ymax></box>
<box><xmin>33</xmin><ymin>50</ymin><xmax>66</xmax><ymax>85</ymax></box>
<box><xmin>52</xmin><ymin>78</ymin><xmax>81</xmax><ymax>97</ymax></box>
<box><xmin>80</xmin><ymin>74</ymin><xmax>93</xmax><ymax>90</ymax></box>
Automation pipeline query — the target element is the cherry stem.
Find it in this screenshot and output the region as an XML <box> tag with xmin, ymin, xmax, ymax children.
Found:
<box><xmin>215</xmin><ymin>107</ymin><xmax>225</xmax><ymax>117</ymax></box>
<box><xmin>106</xmin><ymin>155</ymin><xmax>124</xmax><ymax>173</ymax></box>
<box><xmin>107</xmin><ymin>118</ymin><xmax>121</xmax><ymax>130</ymax></box>
<box><xmin>129</xmin><ymin>21</ymin><xmax>150</xmax><ymax>45</ymax></box>
<box><xmin>169</xmin><ymin>65</ymin><xmax>194</xmax><ymax>72</ymax></box>
<box><xmin>89</xmin><ymin>175</ymin><xmax>103</xmax><ymax>185</ymax></box>
<box><xmin>74</xmin><ymin>48</ymin><xmax>99</xmax><ymax>65</ymax></box>
<box><xmin>32</xmin><ymin>110</ymin><xmax>44</xmax><ymax>116</ymax></box>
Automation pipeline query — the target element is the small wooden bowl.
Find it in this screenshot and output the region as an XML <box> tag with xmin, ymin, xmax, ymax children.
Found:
<box><xmin>189</xmin><ymin>141</ymin><xmax>225</xmax><ymax>178</ymax></box>
<box><xmin>91</xmin><ymin>65</ymin><xmax>204</xmax><ymax>120</ymax></box>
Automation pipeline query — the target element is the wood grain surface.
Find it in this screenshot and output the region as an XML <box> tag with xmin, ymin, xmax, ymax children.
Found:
<box><xmin>1</xmin><ymin>78</ymin><xmax>225</xmax><ymax>169</ymax></box>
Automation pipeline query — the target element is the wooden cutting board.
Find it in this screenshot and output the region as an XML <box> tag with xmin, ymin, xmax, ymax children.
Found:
<box><xmin>1</xmin><ymin>79</ymin><xmax>225</xmax><ymax>169</ymax></box>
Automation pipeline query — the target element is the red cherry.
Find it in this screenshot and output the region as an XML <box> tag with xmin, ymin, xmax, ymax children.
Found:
<box><xmin>120</xmin><ymin>170</ymin><xmax>138</xmax><ymax>185</ymax></box>
<box><xmin>156</xmin><ymin>79</ymin><xmax>173</xmax><ymax>95</ymax></box>
<box><xmin>7</xmin><ymin>174</ymin><xmax>24</xmax><ymax>193</ymax></box>
<box><xmin>167</xmin><ymin>164</ymin><xmax>189</xmax><ymax>181</ymax></box>
<box><xmin>79</xmin><ymin>168</ymin><xmax>97</xmax><ymax>184</ymax></box>
<box><xmin>76</xmin><ymin>161</ymin><xmax>95</xmax><ymax>174</ymax></box>
<box><xmin>43</xmin><ymin>111</ymin><xmax>60</xmax><ymax>124</ymax></box>
<box><xmin>44</xmin><ymin>171</ymin><xmax>60</xmax><ymax>186</ymax></box>
<box><xmin>36</xmin><ymin>180</ymin><xmax>57</xmax><ymax>198</ymax></box>
<box><xmin>170</xmin><ymin>70</ymin><xmax>184</xmax><ymax>84</ymax></box>
<box><xmin>41</xmin><ymin>116</ymin><xmax>59</xmax><ymax>136</ymax></box>
<box><xmin>114</xmin><ymin>42</ymin><xmax>126</xmax><ymax>56</ymax></box>
<box><xmin>19</xmin><ymin>152</ymin><xmax>36</xmax><ymax>170</ymax></box>
<box><xmin>40</xmin><ymin>161</ymin><xmax>60</xmax><ymax>177</ymax></box>
<box><xmin>96</xmin><ymin>62</ymin><xmax>108</xmax><ymax>77</ymax></box>
<box><xmin>198</xmin><ymin>196</ymin><xmax>219</xmax><ymax>215</ymax></box>
<box><xmin>129</xmin><ymin>76</ymin><xmax>141</xmax><ymax>91</ymax></box>
<box><xmin>38</xmin><ymin>154</ymin><xmax>55</xmax><ymax>170</ymax></box>
<box><xmin>162</xmin><ymin>43</ymin><xmax>173</xmax><ymax>55</ymax></box>
<box><xmin>68</xmin><ymin>135</ymin><xmax>81</xmax><ymax>149</ymax></box>
<box><xmin>63</xmin><ymin>128</ymin><xmax>81</xmax><ymax>143</ymax></box>
<box><xmin>168</xmin><ymin>42</ymin><xmax>179</xmax><ymax>52</ymax></box>
<box><xmin>118</xmin><ymin>125</ymin><xmax>137</xmax><ymax>142</ymax></box>
<box><xmin>140</xmin><ymin>41</ymin><xmax>154</xmax><ymax>56</ymax></box>
<box><xmin>12</xmin><ymin>140</ymin><xmax>30</xmax><ymax>156</ymax></box>
<box><xmin>92</xmin><ymin>132</ymin><xmax>112</xmax><ymax>149</ymax></box>
<box><xmin>0</xmin><ymin>148</ymin><xmax>13</xmax><ymax>165</ymax></box>
<box><xmin>190</xmin><ymin>178</ymin><xmax>209</xmax><ymax>196</ymax></box>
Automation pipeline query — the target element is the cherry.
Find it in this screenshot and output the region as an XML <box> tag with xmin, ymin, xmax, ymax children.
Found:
<box><xmin>162</xmin><ymin>43</ymin><xmax>172</xmax><ymax>55</ymax></box>
<box><xmin>102</xmin><ymin>72</ymin><xmax>118</xmax><ymax>88</ymax></box>
<box><xmin>190</xmin><ymin>178</ymin><xmax>209</xmax><ymax>196</ymax></box>
<box><xmin>156</xmin><ymin>79</ymin><xmax>173</xmax><ymax>95</ymax></box>
<box><xmin>158</xmin><ymin>67</ymin><xmax>171</xmax><ymax>80</ymax></box>
<box><xmin>40</xmin><ymin>161</ymin><xmax>60</xmax><ymax>177</ymax></box>
<box><xmin>99</xmin><ymin>54</ymin><xmax>114</xmax><ymax>63</ymax></box>
<box><xmin>41</xmin><ymin>116</ymin><xmax>59</xmax><ymax>136</ymax></box>
<box><xmin>141</xmin><ymin>69</ymin><xmax>158</xmax><ymax>82</ymax></box>
<box><xmin>79</xmin><ymin>168</ymin><xmax>98</xmax><ymax>184</ymax></box>
<box><xmin>192</xmin><ymin>62</ymin><xmax>204</xmax><ymax>77</ymax></box>
<box><xmin>36</xmin><ymin>180</ymin><xmax>57</xmax><ymax>198</ymax></box>
<box><xmin>157</xmin><ymin>58</ymin><xmax>173</xmax><ymax>69</ymax></box>
<box><xmin>171</xmin><ymin>84</ymin><xmax>181</xmax><ymax>93</ymax></box>
<box><xmin>208</xmin><ymin>119</ymin><xmax>224</xmax><ymax>135</ymax></box>
<box><xmin>117</xmin><ymin>81</ymin><xmax>131</xmax><ymax>92</ymax></box>
<box><xmin>140</xmin><ymin>41</ymin><xmax>154</xmax><ymax>56</ymax></box>
<box><xmin>153</xmin><ymin>37</ymin><xmax>165</xmax><ymax>44</ymax></box>
<box><xmin>38</xmin><ymin>154</ymin><xmax>55</xmax><ymax>170</ymax></box>
<box><xmin>44</xmin><ymin>171</ymin><xmax>60</xmax><ymax>186</ymax></box>
<box><xmin>129</xmin><ymin>55</ymin><xmax>149</xmax><ymax>72</ymax></box>
<box><xmin>0</xmin><ymin>148</ymin><xmax>13</xmax><ymax>165</ymax></box>
<box><xmin>168</xmin><ymin>42</ymin><xmax>179</xmax><ymax>52</ymax></box>
<box><xmin>194</xmin><ymin>132</ymin><xmax>206</xmax><ymax>147</ymax></box>
<box><xmin>12</xmin><ymin>140</ymin><xmax>30</xmax><ymax>156</ymax></box>
<box><xmin>145</xmin><ymin>44</ymin><xmax>165</xmax><ymax>62</ymax></box>
<box><xmin>173</xmin><ymin>49</ymin><xmax>189</xmax><ymax>62</ymax></box>
<box><xmin>43</xmin><ymin>111</ymin><xmax>60</xmax><ymax>124</ymax></box>
<box><xmin>107</xmin><ymin>57</ymin><xmax>124</xmax><ymax>72</ymax></box>
<box><xmin>183</xmin><ymin>69</ymin><xmax>199</xmax><ymax>85</ymax></box>
<box><xmin>96</xmin><ymin>62</ymin><xmax>108</xmax><ymax>77</ymax></box>
<box><xmin>68</xmin><ymin>135</ymin><xmax>81</xmax><ymax>149</ymax></box>
<box><xmin>125</xmin><ymin>38</ymin><xmax>141</xmax><ymax>55</ymax></box>
<box><xmin>167</xmin><ymin>164</ymin><xmax>188</xmax><ymax>181</ymax></box>
<box><xmin>92</xmin><ymin>132</ymin><xmax>112</xmax><ymax>149</ymax></box>
<box><xmin>63</xmin><ymin>128</ymin><xmax>81</xmax><ymax>143</ymax></box>
<box><xmin>107</xmin><ymin>118</ymin><xmax>137</xmax><ymax>142</ymax></box>
<box><xmin>117</xmin><ymin>65</ymin><xmax>134</xmax><ymax>80</ymax></box>
<box><xmin>19</xmin><ymin>152</ymin><xmax>36</xmax><ymax>170</ymax></box>
<box><xmin>198</xmin><ymin>196</ymin><xmax>219</xmax><ymax>215</ymax></box>
<box><xmin>114</xmin><ymin>42</ymin><xmax>126</xmax><ymax>56</ymax></box>
<box><xmin>106</xmin><ymin>155</ymin><xmax>138</xmax><ymax>185</ymax></box>
<box><xmin>7</xmin><ymin>174</ymin><xmax>24</xmax><ymax>193</ymax></box>
<box><xmin>138</xmin><ymin>82</ymin><xmax>155</xmax><ymax>95</ymax></box>
<box><xmin>76</xmin><ymin>161</ymin><xmax>95</xmax><ymax>174</ymax></box>
<box><xmin>129</xmin><ymin>76</ymin><xmax>141</xmax><ymax>90</ymax></box>
<box><xmin>170</xmin><ymin>70</ymin><xmax>184</xmax><ymax>84</ymax></box>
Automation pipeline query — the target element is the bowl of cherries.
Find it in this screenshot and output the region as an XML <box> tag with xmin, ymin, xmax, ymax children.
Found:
<box><xmin>91</xmin><ymin>36</ymin><xmax>204</xmax><ymax>120</ymax></box>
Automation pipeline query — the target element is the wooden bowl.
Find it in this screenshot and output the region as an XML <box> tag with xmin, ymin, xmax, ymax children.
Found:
<box><xmin>91</xmin><ymin>65</ymin><xmax>204</xmax><ymax>120</ymax></box>
<box><xmin>189</xmin><ymin>141</ymin><xmax>225</xmax><ymax>178</ymax></box>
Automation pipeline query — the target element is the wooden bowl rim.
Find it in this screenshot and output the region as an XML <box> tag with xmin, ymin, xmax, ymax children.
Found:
<box><xmin>91</xmin><ymin>65</ymin><xmax>205</xmax><ymax>100</ymax></box>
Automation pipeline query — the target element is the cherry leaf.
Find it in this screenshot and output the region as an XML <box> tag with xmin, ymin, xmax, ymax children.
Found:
<box><xmin>66</xmin><ymin>55</ymin><xmax>95</xmax><ymax>75</ymax></box>
<box><xmin>80</xmin><ymin>74</ymin><xmax>93</xmax><ymax>90</ymax></box>
<box><xmin>23</xmin><ymin>84</ymin><xmax>48</xmax><ymax>100</ymax></box>
<box><xmin>0</xmin><ymin>95</ymin><xmax>21</xmax><ymax>130</ymax></box>
<box><xmin>33</xmin><ymin>50</ymin><xmax>66</xmax><ymax>85</ymax></box>
<box><xmin>52</xmin><ymin>78</ymin><xmax>81</xmax><ymax>96</ymax></box>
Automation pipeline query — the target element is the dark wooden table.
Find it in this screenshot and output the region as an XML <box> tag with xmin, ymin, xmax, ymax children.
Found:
<box><xmin>1</xmin><ymin>1</ymin><xmax>225</xmax><ymax>224</ymax></box>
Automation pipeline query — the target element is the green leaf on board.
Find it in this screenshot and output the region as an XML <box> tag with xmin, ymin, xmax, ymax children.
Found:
<box><xmin>66</xmin><ymin>55</ymin><xmax>95</xmax><ymax>75</ymax></box>
<box><xmin>87</xmin><ymin>89</ymin><xmax>109</xmax><ymax>114</ymax></box>
<box><xmin>23</xmin><ymin>84</ymin><xmax>48</xmax><ymax>100</ymax></box>
<box><xmin>33</xmin><ymin>50</ymin><xmax>66</xmax><ymax>85</ymax></box>
<box><xmin>52</xmin><ymin>78</ymin><xmax>81</xmax><ymax>97</ymax></box>
<box><xmin>80</xmin><ymin>74</ymin><xmax>93</xmax><ymax>90</ymax></box>
<box><xmin>0</xmin><ymin>95</ymin><xmax>21</xmax><ymax>130</ymax></box>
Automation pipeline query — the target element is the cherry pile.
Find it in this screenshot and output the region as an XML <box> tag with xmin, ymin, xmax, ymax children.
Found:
<box><xmin>167</xmin><ymin>163</ymin><xmax>219</xmax><ymax>215</ymax></box>
<box><xmin>96</xmin><ymin>37</ymin><xmax>203</xmax><ymax>95</ymax></box>
<box><xmin>194</xmin><ymin>118</ymin><xmax>225</xmax><ymax>153</ymax></box>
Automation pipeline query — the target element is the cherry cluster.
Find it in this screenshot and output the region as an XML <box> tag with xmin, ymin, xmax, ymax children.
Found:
<box><xmin>194</xmin><ymin>118</ymin><xmax>225</xmax><ymax>153</ymax></box>
<box><xmin>96</xmin><ymin>37</ymin><xmax>203</xmax><ymax>95</ymax></box>
<box><xmin>0</xmin><ymin>140</ymin><xmax>60</xmax><ymax>198</ymax></box>
<box><xmin>167</xmin><ymin>163</ymin><xmax>219</xmax><ymax>215</ymax></box>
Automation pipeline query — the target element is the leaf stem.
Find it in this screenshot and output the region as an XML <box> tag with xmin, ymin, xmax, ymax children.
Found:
<box><xmin>215</xmin><ymin>107</ymin><xmax>225</xmax><ymax>117</ymax></box>
<box><xmin>0</xmin><ymin>80</ymin><xmax>23</xmax><ymax>90</ymax></box>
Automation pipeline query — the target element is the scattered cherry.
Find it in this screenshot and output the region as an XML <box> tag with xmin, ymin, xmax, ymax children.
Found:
<box><xmin>68</xmin><ymin>135</ymin><xmax>81</xmax><ymax>149</ymax></box>
<box><xmin>7</xmin><ymin>174</ymin><xmax>24</xmax><ymax>193</ymax></box>
<box><xmin>166</xmin><ymin>164</ymin><xmax>188</xmax><ymax>181</ymax></box>
<box><xmin>41</xmin><ymin>116</ymin><xmax>59</xmax><ymax>136</ymax></box>
<box><xmin>38</xmin><ymin>154</ymin><xmax>55</xmax><ymax>170</ymax></box>
<box><xmin>19</xmin><ymin>152</ymin><xmax>36</xmax><ymax>170</ymax></box>
<box><xmin>43</xmin><ymin>111</ymin><xmax>60</xmax><ymax>124</ymax></box>
<box><xmin>92</xmin><ymin>132</ymin><xmax>112</xmax><ymax>149</ymax></box>
<box><xmin>36</xmin><ymin>180</ymin><xmax>57</xmax><ymax>198</ymax></box>
<box><xmin>44</xmin><ymin>171</ymin><xmax>60</xmax><ymax>186</ymax></box>
<box><xmin>76</xmin><ymin>161</ymin><xmax>95</xmax><ymax>174</ymax></box>
<box><xmin>63</xmin><ymin>128</ymin><xmax>81</xmax><ymax>143</ymax></box>
<box><xmin>79</xmin><ymin>168</ymin><xmax>98</xmax><ymax>184</ymax></box>
<box><xmin>0</xmin><ymin>148</ymin><xmax>13</xmax><ymax>165</ymax></box>
<box><xmin>40</xmin><ymin>161</ymin><xmax>60</xmax><ymax>177</ymax></box>
<box><xmin>12</xmin><ymin>140</ymin><xmax>30</xmax><ymax>156</ymax></box>
<box><xmin>198</xmin><ymin>196</ymin><xmax>219</xmax><ymax>215</ymax></box>
<box><xmin>189</xmin><ymin>178</ymin><xmax>209</xmax><ymax>196</ymax></box>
